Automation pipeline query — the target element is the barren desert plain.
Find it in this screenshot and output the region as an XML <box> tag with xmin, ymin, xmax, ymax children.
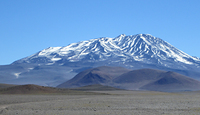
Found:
<box><xmin>1</xmin><ymin>90</ymin><xmax>200</xmax><ymax>115</ymax></box>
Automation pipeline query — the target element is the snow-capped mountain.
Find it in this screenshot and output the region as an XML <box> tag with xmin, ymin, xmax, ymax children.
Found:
<box><xmin>1</xmin><ymin>34</ymin><xmax>200</xmax><ymax>86</ymax></box>
<box><xmin>14</xmin><ymin>34</ymin><xmax>200</xmax><ymax>70</ymax></box>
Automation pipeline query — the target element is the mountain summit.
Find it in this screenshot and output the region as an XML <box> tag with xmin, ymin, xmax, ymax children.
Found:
<box><xmin>1</xmin><ymin>34</ymin><xmax>200</xmax><ymax>86</ymax></box>
<box><xmin>14</xmin><ymin>34</ymin><xmax>200</xmax><ymax>70</ymax></box>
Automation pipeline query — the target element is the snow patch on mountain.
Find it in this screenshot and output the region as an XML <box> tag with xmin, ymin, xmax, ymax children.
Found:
<box><xmin>14</xmin><ymin>72</ymin><xmax>21</xmax><ymax>78</ymax></box>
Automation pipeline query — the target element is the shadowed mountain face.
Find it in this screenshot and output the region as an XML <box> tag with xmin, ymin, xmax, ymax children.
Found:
<box><xmin>57</xmin><ymin>66</ymin><xmax>200</xmax><ymax>92</ymax></box>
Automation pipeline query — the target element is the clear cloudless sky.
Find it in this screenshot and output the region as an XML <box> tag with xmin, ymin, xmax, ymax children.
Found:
<box><xmin>0</xmin><ymin>0</ymin><xmax>200</xmax><ymax>65</ymax></box>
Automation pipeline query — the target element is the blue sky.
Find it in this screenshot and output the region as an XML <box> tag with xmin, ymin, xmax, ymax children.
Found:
<box><xmin>0</xmin><ymin>0</ymin><xmax>200</xmax><ymax>65</ymax></box>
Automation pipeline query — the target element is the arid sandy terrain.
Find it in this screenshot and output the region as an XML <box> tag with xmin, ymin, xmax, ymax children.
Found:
<box><xmin>1</xmin><ymin>91</ymin><xmax>200</xmax><ymax>115</ymax></box>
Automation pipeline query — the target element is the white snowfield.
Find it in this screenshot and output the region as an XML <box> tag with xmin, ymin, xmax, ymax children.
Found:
<box><xmin>18</xmin><ymin>34</ymin><xmax>200</xmax><ymax>67</ymax></box>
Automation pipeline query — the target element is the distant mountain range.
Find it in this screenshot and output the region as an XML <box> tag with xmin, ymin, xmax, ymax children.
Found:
<box><xmin>57</xmin><ymin>66</ymin><xmax>200</xmax><ymax>92</ymax></box>
<box><xmin>0</xmin><ymin>34</ymin><xmax>200</xmax><ymax>87</ymax></box>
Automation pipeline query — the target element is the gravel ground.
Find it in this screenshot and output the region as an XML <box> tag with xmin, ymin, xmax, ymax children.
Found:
<box><xmin>0</xmin><ymin>91</ymin><xmax>200</xmax><ymax>115</ymax></box>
